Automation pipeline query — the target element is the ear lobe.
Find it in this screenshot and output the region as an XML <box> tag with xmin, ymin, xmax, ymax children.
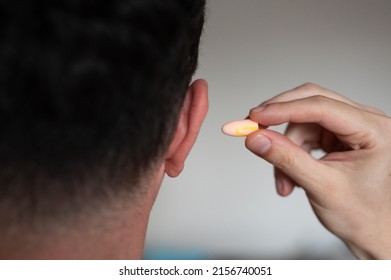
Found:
<box><xmin>164</xmin><ymin>79</ymin><xmax>208</xmax><ymax>178</ymax></box>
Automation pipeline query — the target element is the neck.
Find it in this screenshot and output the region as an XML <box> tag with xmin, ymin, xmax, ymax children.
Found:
<box><xmin>0</xmin><ymin>166</ymin><xmax>165</xmax><ymax>260</ymax></box>
<box><xmin>0</xmin><ymin>204</ymin><xmax>151</xmax><ymax>259</ymax></box>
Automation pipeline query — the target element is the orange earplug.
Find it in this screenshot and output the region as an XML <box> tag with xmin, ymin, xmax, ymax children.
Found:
<box><xmin>221</xmin><ymin>119</ymin><xmax>259</xmax><ymax>137</ymax></box>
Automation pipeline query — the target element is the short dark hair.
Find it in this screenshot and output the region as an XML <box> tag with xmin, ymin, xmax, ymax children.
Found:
<box><xmin>0</xmin><ymin>0</ymin><xmax>206</xmax><ymax>230</ymax></box>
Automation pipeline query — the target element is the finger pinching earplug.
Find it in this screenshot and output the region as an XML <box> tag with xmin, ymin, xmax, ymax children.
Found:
<box><xmin>221</xmin><ymin>119</ymin><xmax>259</xmax><ymax>137</ymax></box>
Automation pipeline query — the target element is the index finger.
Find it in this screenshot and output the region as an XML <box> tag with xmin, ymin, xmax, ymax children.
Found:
<box><xmin>249</xmin><ymin>95</ymin><xmax>381</xmax><ymax>150</ymax></box>
<box><xmin>260</xmin><ymin>83</ymin><xmax>385</xmax><ymax>116</ymax></box>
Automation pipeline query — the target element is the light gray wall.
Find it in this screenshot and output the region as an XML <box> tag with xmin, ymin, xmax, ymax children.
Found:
<box><xmin>145</xmin><ymin>0</ymin><xmax>391</xmax><ymax>259</ymax></box>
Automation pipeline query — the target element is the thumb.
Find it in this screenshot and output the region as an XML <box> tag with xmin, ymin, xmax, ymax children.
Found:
<box><xmin>245</xmin><ymin>129</ymin><xmax>333</xmax><ymax>195</ymax></box>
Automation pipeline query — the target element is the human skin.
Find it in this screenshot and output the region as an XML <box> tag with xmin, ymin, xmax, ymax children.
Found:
<box><xmin>0</xmin><ymin>79</ymin><xmax>209</xmax><ymax>260</ymax></box>
<box><xmin>245</xmin><ymin>83</ymin><xmax>391</xmax><ymax>259</ymax></box>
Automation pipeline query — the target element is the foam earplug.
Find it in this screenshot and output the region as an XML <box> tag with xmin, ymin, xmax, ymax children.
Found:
<box><xmin>221</xmin><ymin>119</ymin><xmax>259</xmax><ymax>137</ymax></box>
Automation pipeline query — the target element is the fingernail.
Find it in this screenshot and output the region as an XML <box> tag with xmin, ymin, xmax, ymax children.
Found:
<box><xmin>250</xmin><ymin>104</ymin><xmax>267</xmax><ymax>113</ymax></box>
<box><xmin>276</xmin><ymin>179</ymin><xmax>287</xmax><ymax>195</ymax></box>
<box><xmin>248</xmin><ymin>134</ymin><xmax>271</xmax><ymax>155</ymax></box>
<box><xmin>276</xmin><ymin>179</ymin><xmax>285</xmax><ymax>195</ymax></box>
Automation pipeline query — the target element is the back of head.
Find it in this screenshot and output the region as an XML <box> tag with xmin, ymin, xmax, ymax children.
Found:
<box><xmin>0</xmin><ymin>0</ymin><xmax>205</xmax><ymax>235</ymax></box>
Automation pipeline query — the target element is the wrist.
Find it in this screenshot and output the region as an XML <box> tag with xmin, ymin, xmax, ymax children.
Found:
<box><xmin>346</xmin><ymin>236</ymin><xmax>391</xmax><ymax>260</ymax></box>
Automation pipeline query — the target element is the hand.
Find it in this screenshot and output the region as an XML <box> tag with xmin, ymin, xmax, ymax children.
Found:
<box><xmin>245</xmin><ymin>83</ymin><xmax>391</xmax><ymax>259</ymax></box>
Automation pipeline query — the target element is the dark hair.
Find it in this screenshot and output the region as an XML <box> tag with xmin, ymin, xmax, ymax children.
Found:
<box><xmin>0</xmin><ymin>0</ymin><xmax>206</xmax><ymax>230</ymax></box>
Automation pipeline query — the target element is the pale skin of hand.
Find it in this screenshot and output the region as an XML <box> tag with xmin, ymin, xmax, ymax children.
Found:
<box><xmin>245</xmin><ymin>83</ymin><xmax>391</xmax><ymax>259</ymax></box>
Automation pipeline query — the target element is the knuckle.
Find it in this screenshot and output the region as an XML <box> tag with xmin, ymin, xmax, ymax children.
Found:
<box><xmin>368</xmin><ymin>106</ymin><xmax>386</xmax><ymax>116</ymax></box>
<box><xmin>379</xmin><ymin>115</ymin><xmax>391</xmax><ymax>137</ymax></box>
<box><xmin>312</xmin><ymin>95</ymin><xmax>332</xmax><ymax>113</ymax></box>
<box><xmin>375</xmin><ymin>108</ymin><xmax>386</xmax><ymax>116</ymax></box>
<box><xmin>312</xmin><ymin>94</ymin><xmax>330</xmax><ymax>103</ymax></box>
<box><xmin>361</xmin><ymin>114</ymin><xmax>391</xmax><ymax>144</ymax></box>
<box><xmin>379</xmin><ymin>114</ymin><xmax>391</xmax><ymax>126</ymax></box>
<box><xmin>299</xmin><ymin>82</ymin><xmax>322</xmax><ymax>93</ymax></box>
<box><xmin>273</xmin><ymin>149</ymin><xmax>295</xmax><ymax>171</ymax></box>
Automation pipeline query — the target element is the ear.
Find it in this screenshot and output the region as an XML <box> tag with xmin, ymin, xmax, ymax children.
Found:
<box><xmin>164</xmin><ymin>79</ymin><xmax>208</xmax><ymax>177</ymax></box>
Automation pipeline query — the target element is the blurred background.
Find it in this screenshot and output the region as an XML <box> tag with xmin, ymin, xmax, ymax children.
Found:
<box><xmin>144</xmin><ymin>0</ymin><xmax>391</xmax><ymax>259</ymax></box>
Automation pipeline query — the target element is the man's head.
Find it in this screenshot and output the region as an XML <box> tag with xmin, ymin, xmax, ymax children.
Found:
<box><xmin>0</xmin><ymin>0</ymin><xmax>207</xmax><ymax>258</ymax></box>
